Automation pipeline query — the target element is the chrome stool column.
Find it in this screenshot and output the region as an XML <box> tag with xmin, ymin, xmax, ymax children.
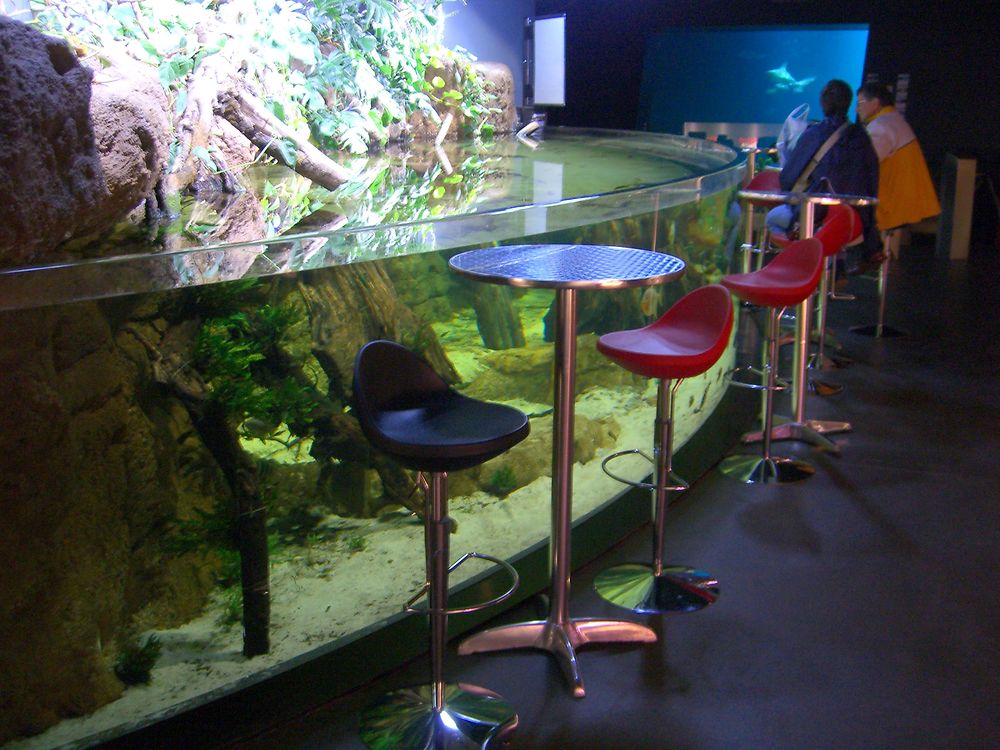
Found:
<box><xmin>353</xmin><ymin>340</ymin><xmax>529</xmax><ymax>750</ymax></box>
<box><xmin>852</xmin><ymin>228</ymin><xmax>907</xmax><ymax>338</ymax></box>
<box><xmin>807</xmin><ymin>203</ymin><xmax>865</xmax><ymax>393</ymax></box>
<box><xmin>592</xmin><ymin>285</ymin><xmax>733</xmax><ymax>612</ymax></box>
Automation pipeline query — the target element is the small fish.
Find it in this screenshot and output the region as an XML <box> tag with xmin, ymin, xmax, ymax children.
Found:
<box><xmin>766</xmin><ymin>63</ymin><xmax>815</xmax><ymax>94</ymax></box>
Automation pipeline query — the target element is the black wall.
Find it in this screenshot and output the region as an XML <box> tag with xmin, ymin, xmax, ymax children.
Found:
<box><xmin>534</xmin><ymin>0</ymin><xmax>1000</xmax><ymax>176</ymax></box>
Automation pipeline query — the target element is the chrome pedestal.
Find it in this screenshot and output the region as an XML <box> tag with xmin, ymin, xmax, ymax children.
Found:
<box><xmin>852</xmin><ymin>235</ymin><xmax>907</xmax><ymax>338</ymax></box>
<box><xmin>361</xmin><ymin>473</ymin><xmax>519</xmax><ymax>749</ymax></box>
<box><xmin>593</xmin><ymin>379</ymin><xmax>720</xmax><ymax>614</ymax></box>
<box><xmin>718</xmin><ymin>453</ymin><xmax>814</xmax><ymax>484</ymax></box>
<box><xmin>360</xmin><ymin>683</ymin><xmax>517</xmax><ymax>750</ymax></box>
<box><xmin>722</xmin><ymin>305</ymin><xmax>814</xmax><ymax>484</ymax></box>
<box><xmin>594</xmin><ymin>563</ymin><xmax>719</xmax><ymax>613</ymax></box>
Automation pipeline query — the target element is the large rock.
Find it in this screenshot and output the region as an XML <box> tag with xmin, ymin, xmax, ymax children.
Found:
<box><xmin>79</xmin><ymin>51</ymin><xmax>170</xmax><ymax>237</ymax></box>
<box><xmin>0</xmin><ymin>18</ymin><xmax>169</xmax><ymax>268</ymax></box>
<box><xmin>0</xmin><ymin>17</ymin><xmax>103</xmax><ymax>267</ymax></box>
<box><xmin>473</xmin><ymin>61</ymin><xmax>516</xmax><ymax>135</ymax></box>
<box><xmin>0</xmin><ymin>301</ymin><xmax>223</xmax><ymax>742</ymax></box>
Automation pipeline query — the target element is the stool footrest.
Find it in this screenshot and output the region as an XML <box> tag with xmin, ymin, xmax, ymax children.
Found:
<box><xmin>728</xmin><ymin>366</ymin><xmax>789</xmax><ymax>392</ymax></box>
<box><xmin>829</xmin><ymin>290</ymin><xmax>856</xmax><ymax>302</ymax></box>
<box><xmin>404</xmin><ymin>552</ymin><xmax>519</xmax><ymax>616</ymax></box>
<box><xmin>600</xmin><ymin>449</ymin><xmax>688</xmax><ymax>492</ymax></box>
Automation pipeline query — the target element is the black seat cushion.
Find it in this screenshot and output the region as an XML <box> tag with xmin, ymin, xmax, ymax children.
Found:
<box><xmin>353</xmin><ymin>340</ymin><xmax>530</xmax><ymax>473</ymax></box>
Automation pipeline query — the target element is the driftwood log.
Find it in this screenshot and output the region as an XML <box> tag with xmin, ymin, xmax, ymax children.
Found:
<box><xmin>470</xmin><ymin>284</ymin><xmax>525</xmax><ymax>350</ymax></box>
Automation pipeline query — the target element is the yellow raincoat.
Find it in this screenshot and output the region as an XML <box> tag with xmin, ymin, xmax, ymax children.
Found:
<box><xmin>864</xmin><ymin>105</ymin><xmax>940</xmax><ymax>231</ymax></box>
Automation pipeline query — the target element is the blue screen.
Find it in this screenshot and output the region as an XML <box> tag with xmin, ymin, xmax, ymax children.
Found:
<box><xmin>638</xmin><ymin>25</ymin><xmax>869</xmax><ymax>138</ymax></box>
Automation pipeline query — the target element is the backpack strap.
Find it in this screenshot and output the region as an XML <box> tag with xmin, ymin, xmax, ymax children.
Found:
<box><xmin>791</xmin><ymin>122</ymin><xmax>850</xmax><ymax>193</ymax></box>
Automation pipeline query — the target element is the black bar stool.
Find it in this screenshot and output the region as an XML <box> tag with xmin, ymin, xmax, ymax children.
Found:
<box><xmin>593</xmin><ymin>285</ymin><xmax>734</xmax><ymax>613</ymax></box>
<box><xmin>353</xmin><ymin>340</ymin><xmax>529</xmax><ymax>750</ymax></box>
<box><xmin>719</xmin><ymin>239</ymin><xmax>825</xmax><ymax>483</ymax></box>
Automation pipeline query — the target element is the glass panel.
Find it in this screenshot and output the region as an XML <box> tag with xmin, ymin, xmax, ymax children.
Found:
<box><xmin>0</xmin><ymin>129</ymin><xmax>743</xmax><ymax>749</ymax></box>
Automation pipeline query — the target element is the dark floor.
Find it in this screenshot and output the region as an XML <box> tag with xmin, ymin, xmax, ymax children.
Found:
<box><xmin>226</xmin><ymin>241</ymin><xmax>1000</xmax><ymax>750</ymax></box>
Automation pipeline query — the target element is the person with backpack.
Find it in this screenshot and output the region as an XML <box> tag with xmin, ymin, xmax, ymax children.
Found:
<box><xmin>766</xmin><ymin>79</ymin><xmax>881</xmax><ymax>268</ymax></box>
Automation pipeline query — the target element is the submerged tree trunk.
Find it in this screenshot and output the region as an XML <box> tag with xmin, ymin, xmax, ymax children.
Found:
<box><xmin>150</xmin><ymin>320</ymin><xmax>271</xmax><ymax>657</ymax></box>
<box><xmin>188</xmin><ymin>401</ymin><xmax>270</xmax><ymax>657</ymax></box>
<box><xmin>471</xmin><ymin>284</ymin><xmax>525</xmax><ymax>350</ymax></box>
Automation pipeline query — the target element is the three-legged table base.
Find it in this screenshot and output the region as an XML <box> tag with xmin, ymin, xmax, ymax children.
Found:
<box><xmin>741</xmin><ymin>417</ymin><xmax>849</xmax><ymax>451</ymax></box>
<box><xmin>458</xmin><ymin>618</ymin><xmax>656</xmax><ymax>699</ymax></box>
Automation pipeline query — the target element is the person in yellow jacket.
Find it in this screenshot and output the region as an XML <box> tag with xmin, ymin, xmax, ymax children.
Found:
<box><xmin>856</xmin><ymin>82</ymin><xmax>941</xmax><ymax>233</ymax></box>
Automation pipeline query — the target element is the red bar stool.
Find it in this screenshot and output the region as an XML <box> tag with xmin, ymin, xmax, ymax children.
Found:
<box><xmin>592</xmin><ymin>285</ymin><xmax>733</xmax><ymax>613</ymax></box>
<box><xmin>739</xmin><ymin>168</ymin><xmax>783</xmax><ymax>274</ymax></box>
<box><xmin>353</xmin><ymin>340</ymin><xmax>529</xmax><ymax>750</ymax></box>
<box><xmin>719</xmin><ymin>239</ymin><xmax>825</xmax><ymax>483</ymax></box>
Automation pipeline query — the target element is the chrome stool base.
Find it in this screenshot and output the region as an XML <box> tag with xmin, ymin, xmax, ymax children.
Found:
<box><xmin>594</xmin><ymin>563</ymin><xmax>719</xmax><ymax>614</ymax></box>
<box><xmin>360</xmin><ymin>683</ymin><xmax>518</xmax><ymax>750</ymax></box>
<box><xmin>719</xmin><ymin>453</ymin><xmax>814</xmax><ymax>484</ymax></box>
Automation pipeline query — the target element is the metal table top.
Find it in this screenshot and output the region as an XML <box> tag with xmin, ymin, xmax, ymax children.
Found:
<box><xmin>736</xmin><ymin>189</ymin><xmax>878</xmax><ymax>207</ymax></box>
<box><xmin>448</xmin><ymin>244</ymin><xmax>686</xmax><ymax>290</ymax></box>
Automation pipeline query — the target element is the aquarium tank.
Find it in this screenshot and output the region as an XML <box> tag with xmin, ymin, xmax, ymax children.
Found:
<box><xmin>0</xmin><ymin>4</ymin><xmax>749</xmax><ymax>748</ymax></box>
<box><xmin>637</xmin><ymin>25</ymin><xmax>870</xmax><ymax>138</ymax></box>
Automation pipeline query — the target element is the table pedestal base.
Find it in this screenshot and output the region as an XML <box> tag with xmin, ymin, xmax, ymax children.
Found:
<box><xmin>458</xmin><ymin>618</ymin><xmax>656</xmax><ymax>698</ymax></box>
<box><xmin>740</xmin><ymin>418</ymin><xmax>848</xmax><ymax>452</ymax></box>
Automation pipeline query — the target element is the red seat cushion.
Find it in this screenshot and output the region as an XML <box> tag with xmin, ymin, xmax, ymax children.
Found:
<box><xmin>814</xmin><ymin>204</ymin><xmax>863</xmax><ymax>257</ymax></box>
<box><xmin>721</xmin><ymin>238</ymin><xmax>824</xmax><ymax>308</ymax></box>
<box><xmin>597</xmin><ymin>284</ymin><xmax>734</xmax><ymax>380</ymax></box>
<box><xmin>744</xmin><ymin>169</ymin><xmax>783</xmax><ymax>207</ymax></box>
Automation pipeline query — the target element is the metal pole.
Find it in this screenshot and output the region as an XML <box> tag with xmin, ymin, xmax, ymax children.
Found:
<box><xmin>650</xmin><ymin>379</ymin><xmax>676</xmax><ymax>577</ymax></box>
<box><xmin>427</xmin><ymin>471</ymin><xmax>449</xmax><ymax>713</ymax></box>
<box><xmin>876</xmin><ymin>232</ymin><xmax>892</xmax><ymax>337</ymax></box>
<box><xmin>792</xmin><ymin>199</ymin><xmax>816</xmax><ymax>423</ymax></box>
<box><xmin>550</xmin><ymin>287</ymin><xmax>576</xmax><ymax>626</ymax></box>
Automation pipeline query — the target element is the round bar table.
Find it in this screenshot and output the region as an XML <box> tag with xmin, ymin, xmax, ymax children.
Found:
<box><xmin>734</xmin><ymin>190</ymin><xmax>877</xmax><ymax>450</ymax></box>
<box><xmin>449</xmin><ymin>244</ymin><xmax>686</xmax><ymax>698</ymax></box>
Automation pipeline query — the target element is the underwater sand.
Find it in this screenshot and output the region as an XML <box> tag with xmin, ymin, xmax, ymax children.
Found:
<box><xmin>6</xmin><ymin>295</ymin><xmax>731</xmax><ymax>750</ymax></box>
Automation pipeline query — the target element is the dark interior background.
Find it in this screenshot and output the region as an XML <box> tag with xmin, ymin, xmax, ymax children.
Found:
<box><xmin>533</xmin><ymin>0</ymin><xmax>999</xmax><ymax>177</ymax></box>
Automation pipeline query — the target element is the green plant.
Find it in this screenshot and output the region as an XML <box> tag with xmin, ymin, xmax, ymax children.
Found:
<box><xmin>32</xmin><ymin>0</ymin><xmax>492</xmax><ymax>156</ymax></box>
<box><xmin>193</xmin><ymin>304</ymin><xmax>318</xmax><ymax>437</ymax></box>
<box><xmin>114</xmin><ymin>633</ymin><xmax>163</xmax><ymax>686</ymax></box>
<box><xmin>217</xmin><ymin>586</ymin><xmax>244</xmax><ymax>628</ymax></box>
<box><xmin>485</xmin><ymin>465</ymin><xmax>517</xmax><ymax>497</ymax></box>
<box><xmin>344</xmin><ymin>534</ymin><xmax>367</xmax><ymax>554</ymax></box>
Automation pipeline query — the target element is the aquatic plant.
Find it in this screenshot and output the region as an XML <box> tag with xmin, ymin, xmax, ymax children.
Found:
<box><xmin>194</xmin><ymin>304</ymin><xmax>318</xmax><ymax>436</ymax></box>
<box><xmin>344</xmin><ymin>534</ymin><xmax>368</xmax><ymax>554</ymax></box>
<box><xmin>485</xmin><ymin>465</ymin><xmax>518</xmax><ymax>497</ymax></box>
<box><xmin>217</xmin><ymin>586</ymin><xmax>244</xmax><ymax>629</ymax></box>
<box><xmin>114</xmin><ymin>634</ymin><xmax>163</xmax><ymax>686</ymax></box>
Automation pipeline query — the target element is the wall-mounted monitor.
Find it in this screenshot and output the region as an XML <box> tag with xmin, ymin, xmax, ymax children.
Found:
<box><xmin>638</xmin><ymin>25</ymin><xmax>870</xmax><ymax>140</ymax></box>
<box><xmin>527</xmin><ymin>14</ymin><xmax>566</xmax><ymax>107</ymax></box>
